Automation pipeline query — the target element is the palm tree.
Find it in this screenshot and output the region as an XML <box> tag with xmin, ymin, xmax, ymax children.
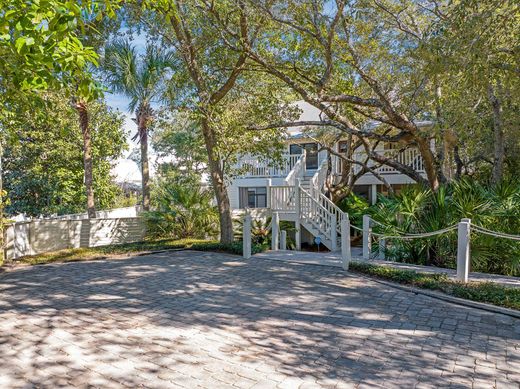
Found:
<box><xmin>103</xmin><ymin>40</ymin><xmax>173</xmax><ymax>211</ymax></box>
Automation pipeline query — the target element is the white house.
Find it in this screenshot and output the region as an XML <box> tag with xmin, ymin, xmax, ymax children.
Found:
<box><xmin>228</xmin><ymin>102</ymin><xmax>430</xmax><ymax>250</ymax></box>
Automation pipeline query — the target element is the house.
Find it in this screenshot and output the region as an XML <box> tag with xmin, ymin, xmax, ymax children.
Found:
<box><xmin>228</xmin><ymin>102</ymin><xmax>431</xmax><ymax>250</ymax></box>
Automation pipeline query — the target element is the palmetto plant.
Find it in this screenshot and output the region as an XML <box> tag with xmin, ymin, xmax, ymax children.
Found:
<box><xmin>358</xmin><ymin>179</ymin><xmax>520</xmax><ymax>276</ymax></box>
<box><xmin>103</xmin><ymin>40</ymin><xmax>174</xmax><ymax>210</ymax></box>
<box><xmin>144</xmin><ymin>182</ymin><xmax>219</xmax><ymax>239</ymax></box>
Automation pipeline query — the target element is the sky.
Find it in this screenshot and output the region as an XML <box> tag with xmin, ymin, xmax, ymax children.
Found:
<box><xmin>106</xmin><ymin>92</ymin><xmax>144</xmax><ymax>185</ymax></box>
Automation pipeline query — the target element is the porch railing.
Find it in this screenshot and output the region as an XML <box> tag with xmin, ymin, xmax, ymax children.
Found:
<box><xmin>351</xmin><ymin>148</ymin><xmax>425</xmax><ymax>175</ymax></box>
<box><xmin>236</xmin><ymin>154</ymin><xmax>302</xmax><ymax>178</ymax></box>
<box><xmin>270</xmin><ymin>186</ymin><xmax>295</xmax><ymax>212</ymax></box>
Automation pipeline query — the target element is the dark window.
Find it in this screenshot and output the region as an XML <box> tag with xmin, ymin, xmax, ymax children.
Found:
<box><xmin>289</xmin><ymin>143</ymin><xmax>319</xmax><ymax>169</ymax></box>
<box><xmin>239</xmin><ymin>187</ymin><xmax>267</xmax><ymax>208</ymax></box>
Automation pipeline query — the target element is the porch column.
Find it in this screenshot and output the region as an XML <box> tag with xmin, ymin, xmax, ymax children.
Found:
<box><xmin>295</xmin><ymin>179</ymin><xmax>301</xmax><ymax>250</ymax></box>
<box><xmin>370</xmin><ymin>184</ymin><xmax>377</xmax><ymax>205</ymax></box>
<box><xmin>266</xmin><ymin>178</ymin><xmax>272</xmax><ymax>209</ymax></box>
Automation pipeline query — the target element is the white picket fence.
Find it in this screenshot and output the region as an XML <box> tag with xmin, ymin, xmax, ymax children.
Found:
<box><xmin>4</xmin><ymin>217</ymin><xmax>146</xmax><ymax>261</ymax></box>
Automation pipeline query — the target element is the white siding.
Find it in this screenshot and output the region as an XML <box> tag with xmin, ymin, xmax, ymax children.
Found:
<box><xmin>228</xmin><ymin>177</ymin><xmax>286</xmax><ymax>210</ymax></box>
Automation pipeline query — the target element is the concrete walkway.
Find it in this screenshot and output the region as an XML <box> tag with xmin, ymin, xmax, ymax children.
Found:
<box><xmin>253</xmin><ymin>249</ymin><xmax>520</xmax><ymax>288</ymax></box>
<box><xmin>0</xmin><ymin>251</ymin><xmax>519</xmax><ymax>388</ymax></box>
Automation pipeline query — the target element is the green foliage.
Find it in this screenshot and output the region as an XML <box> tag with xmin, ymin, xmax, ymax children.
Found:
<box><xmin>338</xmin><ymin>194</ymin><xmax>370</xmax><ymax>227</ymax></box>
<box><xmin>152</xmin><ymin>111</ymin><xmax>208</xmax><ymax>177</ymax></box>
<box><xmin>233</xmin><ymin>216</ymin><xmax>297</xmax><ymax>249</ymax></box>
<box><xmin>103</xmin><ymin>39</ymin><xmax>174</xmax><ymax>114</ymax></box>
<box><xmin>2</xmin><ymin>92</ymin><xmax>127</xmax><ymax>216</ymax></box>
<box><xmin>0</xmin><ymin>0</ymin><xmax>119</xmax><ymax>100</ymax></box>
<box><xmin>190</xmin><ymin>241</ymin><xmax>268</xmax><ymax>256</ymax></box>
<box><xmin>349</xmin><ymin>261</ymin><xmax>520</xmax><ymax>311</ymax></box>
<box><xmin>144</xmin><ymin>179</ymin><xmax>219</xmax><ymax>240</ymax></box>
<box><xmin>366</xmin><ymin>180</ymin><xmax>520</xmax><ymax>276</ymax></box>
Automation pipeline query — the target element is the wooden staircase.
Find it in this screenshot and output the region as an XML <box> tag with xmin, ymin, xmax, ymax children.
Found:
<box><xmin>270</xmin><ymin>155</ymin><xmax>347</xmax><ymax>252</ymax></box>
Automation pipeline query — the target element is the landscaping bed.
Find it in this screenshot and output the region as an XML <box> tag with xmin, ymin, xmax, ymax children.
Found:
<box><xmin>2</xmin><ymin>239</ymin><xmax>269</xmax><ymax>267</ymax></box>
<box><xmin>349</xmin><ymin>261</ymin><xmax>520</xmax><ymax>311</ymax></box>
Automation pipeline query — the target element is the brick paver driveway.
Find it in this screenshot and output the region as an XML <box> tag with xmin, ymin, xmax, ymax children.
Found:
<box><xmin>0</xmin><ymin>252</ymin><xmax>519</xmax><ymax>389</ymax></box>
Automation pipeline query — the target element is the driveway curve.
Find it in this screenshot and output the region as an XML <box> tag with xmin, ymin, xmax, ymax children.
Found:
<box><xmin>0</xmin><ymin>251</ymin><xmax>518</xmax><ymax>388</ymax></box>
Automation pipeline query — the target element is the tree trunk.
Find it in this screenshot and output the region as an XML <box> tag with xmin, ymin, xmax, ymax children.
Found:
<box><xmin>201</xmin><ymin>118</ymin><xmax>234</xmax><ymax>243</ymax></box>
<box><xmin>75</xmin><ymin>100</ymin><xmax>96</xmax><ymax>218</ymax></box>
<box><xmin>488</xmin><ymin>83</ymin><xmax>505</xmax><ymax>185</ymax></box>
<box><xmin>417</xmin><ymin>137</ymin><xmax>440</xmax><ymax>191</ymax></box>
<box><xmin>137</xmin><ymin>110</ymin><xmax>151</xmax><ymax>211</ymax></box>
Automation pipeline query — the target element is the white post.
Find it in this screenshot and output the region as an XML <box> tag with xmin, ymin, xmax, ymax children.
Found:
<box><xmin>331</xmin><ymin>213</ymin><xmax>337</xmax><ymax>251</ymax></box>
<box><xmin>280</xmin><ymin>230</ymin><xmax>287</xmax><ymax>251</ymax></box>
<box><xmin>379</xmin><ymin>238</ymin><xmax>386</xmax><ymax>260</ymax></box>
<box><xmin>295</xmin><ymin>179</ymin><xmax>301</xmax><ymax>250</ymax></box>
<box><xmin>457</xmin><ymin>218</ymin><xmax>471</xmax><ymax>283</ymax></box>
<box><xmin>271</xmin><ymin>212</ymin><xmax>280</xmax><ymax>251</ymax></box>
<box><xmin>243</xmin><ymin>214</ymin><xmax>252</xmax><ymax>259</ymax></box>
<box><xmin>266</xmin><ymin>178</ymin><xmax>272</xmax><ymax>209</ymax></box>
<box><xmin>341</xmin><ymin>218</ymin><xmax>351</xmax><ymax>270</ymax></box>
<box><xmin>301</xmin><ymin>150</ymin><xmax>306</xmax><ymax>178</ymax></box>
<box><xmin>370</xmin><ymin>185</ymin><xmax>377</xmax><ymax>205</ymax></box>
<box><xmin>363</xmin><ymin>214</ymin><xmax>371</xmax><ymax>260</ymax></box>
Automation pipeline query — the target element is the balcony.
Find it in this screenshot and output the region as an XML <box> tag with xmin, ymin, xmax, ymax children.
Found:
<box><xmin>235</xmin><ymin>154</ymin><xmax>302</xmax><ymax>178</ymax></box>
<box><xmin>343</xmin><ymin>148</ymin><xmax>426</xmax><ymax>175</ymax></box>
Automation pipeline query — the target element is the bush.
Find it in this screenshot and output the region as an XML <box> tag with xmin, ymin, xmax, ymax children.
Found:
<box><xmin>351</xmin><ymin>179</ymin><xmax>520</xmax><ymax>276</ymax></box>
<box><xmin>349</xmin><ymin>261</ymin><xmax>520</xmax><ymax>310</ymax></box>
<box><xmin>190</xmin><ymin>241</ymin><xmax>268</xmax><ymax>255</ymax></box>
<box><xmin>144</xmin><ymin>180</ymin><xmax>219</xmax><ymax>240</ymax></box>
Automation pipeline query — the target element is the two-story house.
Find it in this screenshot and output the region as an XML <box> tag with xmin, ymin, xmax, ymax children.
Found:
<box><xmin>228</xmin><ymin>102</ymin><xmax>430</xmax><ymax>250</ymax></box>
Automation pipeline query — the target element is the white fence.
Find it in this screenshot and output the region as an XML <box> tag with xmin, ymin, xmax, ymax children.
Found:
<box><xmin>11</xmin><ymin>206</ymin><xmax>142</xmax><ymax>222</ymax></box>
<box><xmin>4</xmin><ymin>217</ymin><xmax>146</xmax><ymax>261</ymax></box>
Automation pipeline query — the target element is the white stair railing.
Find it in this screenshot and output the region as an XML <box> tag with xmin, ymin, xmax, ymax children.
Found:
<box><xmin>299</xmin><ymin>186</ymin><xmax>335</xmax><ymax>246</ymax></box>
<box><xmin>270</xmin><ymin>186</ymin><xmax>295</xmax><ymax>212</ymax></box>
<box><xmin>284</xmin><ymin>150</ymin><xmax>306</xmax><ymax>186</ymax></box>
<box><xmin>310</xmin><ymin>158</ymin><xmax>347</xmax><ymax>236</ymax></box>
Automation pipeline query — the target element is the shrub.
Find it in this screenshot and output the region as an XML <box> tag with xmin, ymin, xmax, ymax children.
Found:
<box><xmin>345</xmin><ymin>179</ymin><xmax>520</xmax><ymax>276</ymax></box>
<box><xmin>349</xmin><ymin>262</ymin><xmax>520</xmax><ymax>310</ymax></box>
<box><xmin>190</xmin><ymin>241</ymin><xmax>268</xmax><ymax>255</ymax></box>
<box><xmin>144</xmin><ymin>181</ymin><xmax>219</xmax><ymax>239</ymax></box>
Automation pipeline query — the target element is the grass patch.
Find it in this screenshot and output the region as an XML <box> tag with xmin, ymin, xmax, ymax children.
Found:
<box><xmin>11</xmin><ymin>238</ymin><xmax>213</xmax><ymax>266</ymax></box>
<box><xmin>349</xmin><ymin>261</ymin><xmax>520</xmax><ymax>311</ymax></box>
<box><xmin>6</xmin><ymin>238</ymin><xmax>269</xmax><ymax>267</ymax></box>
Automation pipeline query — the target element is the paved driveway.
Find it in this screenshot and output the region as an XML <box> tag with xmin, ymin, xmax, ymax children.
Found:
<box><xmin>0</xmin><ymin>251</ymin><xmax>518</xmax><ymax>389</ymax></box>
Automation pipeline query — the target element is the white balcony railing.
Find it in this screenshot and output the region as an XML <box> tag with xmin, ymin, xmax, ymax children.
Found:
<box><xmin>236</xmin><ymin>154</ymin><xmax>302</xmax><ymax>178</ymax></box>
<box><xmin>350</xmin><ymin>148</ymin><xmax>425</xmax><ymax>175</ymax></box>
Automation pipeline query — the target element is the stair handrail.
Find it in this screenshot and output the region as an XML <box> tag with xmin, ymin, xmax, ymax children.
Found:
<box><xmin>310</xmin><ymin>157</ymin><xmax>347</xmax><ymax>235</ymax></box>
<box><xmin>284</xmin><ymin>150</ymin><xmax>306</xmax><ymax>186</ymax></box>
<box><xmin>299</xmin><ymin>185</ymin><xmax>334</xmax><ymax>243</ymax></box>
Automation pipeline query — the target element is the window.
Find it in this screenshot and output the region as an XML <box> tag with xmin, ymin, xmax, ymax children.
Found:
<box><xmin>239</xmin><ymin>187</ymin><xmax>267</xmax><ymax>208</ymax></box>
<box><xmin>289</xmin><ymin>143</ymin><xmax>319</xmax><ymax>169</ymax></box>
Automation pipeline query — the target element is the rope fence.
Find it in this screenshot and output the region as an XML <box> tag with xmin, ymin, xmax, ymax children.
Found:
<box><xmin>351</xmin><ymin>215</ymin><xmax>520</xmax><ymax>283</ymax></box>
<box><xmin>242</xmin><ymin>210</ymin><xmax>520</xmax><ymax>283</ymax></box>
<box><xmin>472</xmin><ymin>225</ymin><xmax>520</xmax><ymax>241</ymax></box>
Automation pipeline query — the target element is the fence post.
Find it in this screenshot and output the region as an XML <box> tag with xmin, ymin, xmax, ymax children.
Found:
<box><xmin>331</xmin><ymin>213</ymin><xmax>337</xmax><ymax>251</ymax></box>
<box><xmin>363</xmin><ymin>214</ymin><xmax>372</xmax><ymax>260</ymax></box>
<box><xmin>266</xmin><ymin>178</ymin><xmax>272</xmax><ymax>209</ymax></box>
<box><xmin>457</xmin><ymin>218</ymin><xmax>471</xmax><ymax>283</ymax></box>
<box><xmin>379</xmin><ymin>238</ymin><xmax>386</xmax><ymax>260</ymax></box>
<box><xmin>243</xmin><ymin>214</ymin><xmax>252</xmax><ymax>259</ymax></box>
<box><xmin>280</xmin><ymin>230</ymin><xmax>287</xmax><ymax>251</ymax></box>
<box><xmin>341</xmin><ymin>218</ymin><xmax>351</xmax><ymax>270</ymax></box>
<box><xmin>295</xmin><ymin>179</ymin><xmax>301</xmax><ymax>250</ymax></box>
<box><xmin>271</xmin><ymin>212</ymin><xmax>280</xmax><ymax>251</ymax></box>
